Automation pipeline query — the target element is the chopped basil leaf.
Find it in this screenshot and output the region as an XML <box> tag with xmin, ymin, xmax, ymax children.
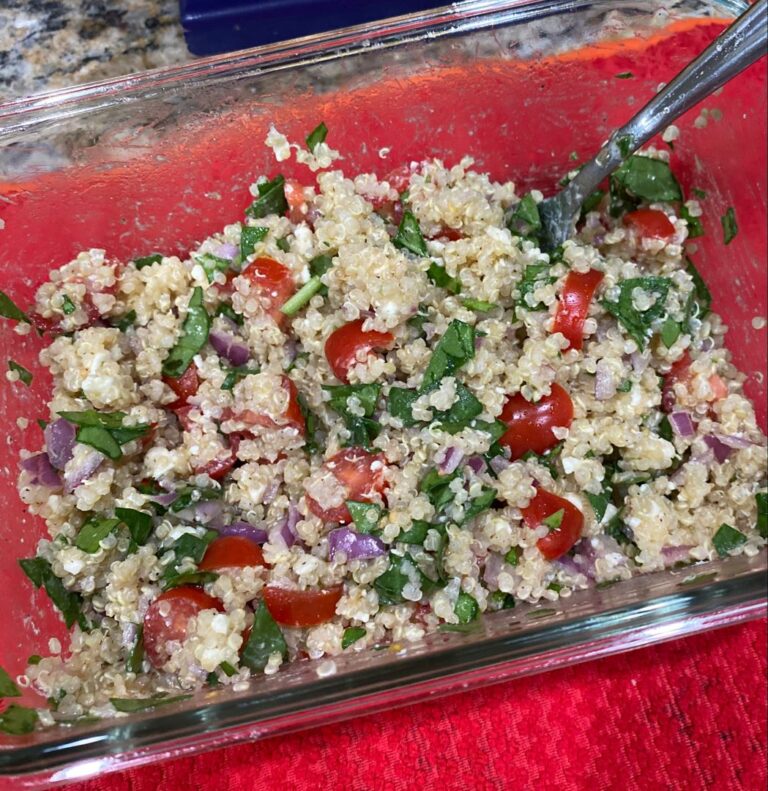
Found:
<box><xmin>170</xmin><ymin>488</ymin><xmax>220</xmax><ymax>514</ymax></box>
<box><xmin>660</xmin><ymin>317</ymin><xmax>682</xmax><ymax>349</ymax></box>
<box><xmin>374</xmin><ymin>553</ymin><xmax>424</xmax><ymax>605</ymax></box>
<box><xmin>240</xmin><ymin>600</ymin><xmax>288</xmax><ymax>672</ymax></box>
<box><xmin>206</xmin><ymin>672</ymin><xmax>220</xmax><ymax>687</ymax></box>
<box><xmin>0</xmin><ymin>291</ymin><xmax>30</xmax><ymax>324</ymax></box>
<box><xmin>8</xmin><ymin>360</ymin><xmax>32</xmax><ymax>386</ymax></box>
<box><xmin>195</xmin><ymin>253</ymin><xmax>231</xmax><ymax>282</ymax></box>
<box><xmin>454</xmin><ymin>591</ymin><xmax>479</xmax><ymax>624</ymax></box>
<box><xmin>306</xmin><ymin>121</ymin><xmax>328</xmax><ymax>152</ymax></box>
<box><xmin>427</xmin><ymin>262</ymin><xmax>461</xmax><ymax>294</ymax></box>
<box><xmin>61</xmin><ymin>295</ymin><xmax>76</xmax><ymax>315</ymax></box>
<box><xmin>246</xmin><ymin>175</ymin><xmax>288</xmax><ymax>219</ymax></box>
<box><xmin>419</xmin><ymin>467</ymin><xmax>460</xmax><ymax>514</ymax></box>
<box><xmin>134</xmin><ymin>253</ymin><xmax>163</xmax><ymax>269</ymax></box>
<box><xmin>387</xmin><ymin>386</ymin><xmax>420</xmax><ymax>427</ymax></box>
<box><xmin>127</xmin><ymin>625</ymin><xmax>144</xmax><ymax>673</ymax></box>
<box><xmin>393</xmin><ymin>210</ymin><xmax>428</xmax><ymax>257</ymax></box>
<box><xmin>581</xmin><ymin>189</ymin><xmax>606</xmax><ymax>217</ymax></box>
<box><xmin>542</xmin><ymin>509</ymin><xmax>564</xmax><ymax>531</ymax></box>
<box><xmin>324</xmin><ymin>383</ymin><xmax>381</xmax><ymax>450</ymax></box>
<box><xmin>461</xmin><ymin>486</ymin><xmax>497</xmax><ymax>525</ymax></box>
<box><xmin>161</xmin><ymin>529</ymin><xmax>217</xmax><ymax>584</ymax></box>
<box><xmin>507</xmin><ymin>193</ymin><xmax>541</xmax><ymax>239</ymax></box>
<box><xmin>347</xmin><ymin>501</ymin><xmax>386</xmax><ymax>534</ymax></box>
<box><xmin>220</xmin><ymin>661</ymin><xmax>238</xmax><ymax>677</ymax></box>
<box><xmin>489</xmin><ymin>590</ymin><xmax>516</xmax><ymax>609</ymax></box>
<box><xmin>18</xmin><ymin>557</ymin><xmax>89</xmax><ymax>630</ymax></box>
<box><xmin>280</xmin><ymin>277</ymin><xmax>323</xmax><ymax>316</ymax></box>
<box><xmin>115</xmin><ymin>508</ymin><xmax>153</xmax><ymax>546</ymax></box>
<box><xmin>27</xmin><ymin>655</ymin><xmax>42</xmax><ymax>666</ymax></box>
<box><xmin>600</xmin><ymin>276</ymin><xmax>672</xmax><ymax>349</ymax></box>
<box><xmin>112</xmin><ymin>309</ymin><xmax>137</xmax><ymax>332</ymax></box>
<box><xmin>0</xmin><ymin>704</ymin><xmax>38</xmax><ymax>735</ymax></box>
<box><xmin>221</xmin><ymin>364</ymin><xmax>260</xmax><ymax>391</ymax></box>
<box><xmin>586</xmin><ymin>492</ymin><xmax>609</xmax><ymax>524</ymax></box>
<box><xmin>163</xmin><ymin>570</ymin><xmax>218</xmax><ymax>591</ymax></box>
<box><xmin>680</xmin><ymin>204</ymin><xmax>704</xmax><ymax>238</ymax></box>
<box><xmin>547</xmin><ymin>582</ymin><xmax>563</xmax><ymax>593</ymax></box>
<box><xmin>692</xmin><ymin>188</ymin><xmax>707</xmax><ymax>199</ymax></box>
<box><xmin>110</xmin><ymin>694</ymin><xmax>192</xmax><ymax>713</ymax></box>
<box><xmin>309</xmin><ymin>253</ymin><xmax>334</xmax><ymax>298</ymax></box>
<box><xmin>617</xmin><ymin>134</ymin><xmax>633</xmax><ymax>159</ymax></box>
<box><xmin>610</xmin><ymin>155</ymin><xmax>682</xmax><ymax>207</ymax></box>
<box><xmin>461</xmin><ymin>297</ymin><xmax>497</xmax><ymax>312</ymax></box>
<box><xmin>59</xmin><ymin>410</ymin><xmax>151</xmax><ymax>460</ymax></box>
<box><xmin>296</xmin><ymin>393</ymin><xmax>320</xmax><ymax>454</ymax></box>
<box><xmin>342</xmin><ymin>627</ymin><xmax>366</xmax><ymax>649</ymax></box>
<box><xmin>658</xmin><ymin>414</ymin><xmax>673</xmax><ymax>442</ymax></box>
<box><xmin>712</xmin><ymin>523</ymin><xmax>747</xmax><ymax>557</ymax></box>
<box><xmin>431</xmin><ymin>383</ymin><xmax>483</xmax><ymax>434</ymax></box>
<box><xmin>615</xmin><ymin>71</ymin><xmax>634</xmax><ymax>79</ymax></box>
<box><xmin>276</xmin><ymin>236</ymin><xmax>290</xmax><ymax>253</ymax></box>
<box><xmin>721</xmin><ymin>206</ymin><xmax>738</xmax><ymax>245</ymax></box>
<box><xmin>617</xmin><ymin>379</ymin><xmax>633</xmax><ymax>393</ymax></box>
<box><xmin>240</xmin><ymin>225</ymin><xmax>269</xmax><ymax>258</ymax></box>
<box><xmin>0</xmin><ymin>666</ymin><xmax>21</xmax><ymax>697</ymax></box>
<box><xmin>756</xmin><ymin>492</ymin><xmax>767</xmax><ymax>538</ymax></box>
<box><xmin>399</xmin><ymin>520</ymin><xmax>431</xmax><ymax>545</ymax></box>
<box><xmin>161</xmin><ymin>287</ymin><xmax>211</xmax><ymax>378</ymax></box>
<box><xmin>684</xmin><ymin>258</ymin><xmax>712</xmax><ymax>325</ymax></box>
<box><xmin>75</xmin><ymin>516</ymin><xmax>121</xmax><ymax>553</ymax></box>
<box><xmin>516</xmin><ymin>263</ymin><xmax>554</xmax><ymax>313</ymax></box>
<box><xmin>73</xmin><ymin>426</ymin><xmax>120</xmax><ymax>459</ymax></box>
<box><xmin>420</xmin><ymin>319</ymin><xmax>475</xmax><ymax>394</ymax></box>
<box><xmin>407</xmin><ymin>305</ymin><xmax>430</xmax><ymax>335</ymax></box>
<box><xmin>504</xmin><ymin>547</ymin><xmax>520</xmax><ymax>566</ymax></box>
<box><xmin>36</xmin><ymin>419</ymin><xmax>47</xmax><ymax>431</ymax></box>
<box><xmin>215</xmin><ymin>302</ymin><xmax>244</xmax><ymax>326</ymax></box>
<box><xmin>521</xmin><ymin>442</ymin><xmax>563</xmax><ymax>480</ymax></box>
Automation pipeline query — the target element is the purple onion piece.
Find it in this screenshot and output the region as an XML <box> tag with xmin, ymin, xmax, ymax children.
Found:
<box><xmin>209</xmin><ymin>329</ymin><xmax>250</xmax><ymax>367</ymax></box>
<box><xmin>467</xmin><ymin>455</ymin><xmax>487</xmax><ymax>474</ymax></box>
<box><xmin>280</xmin><ymin>504</ymin><xmax>301</xmax><ymax>547</ymax></box>
<box><xmin>44</xmin><ymin>419</ymin><xmax>76</xmax><ymax>470</ymax></box>
<box><xmin>490</xmin><ymin>455</ymin><xmax>511</xmax><ymax>475</ymax></box>
<box><xmin>20</xmin><ymin>454</ymin><xmax>62</xmax><ymax>488</ymax></box>
<box><xmin>63</xmin><ymin>450</ymin><xmax>104</xmax><ymax>492</ymax></box>
<box><xmin>703</xmin><ymin>435</ymin><xmax>733</xmax><ymax>464</ymax></box>
<box><xmin>152</xmin><ymin>491</ymin><xmax>179</xmax><ymax>507</ymax></box>
<box><xmin>194</xmin><ymin>500</ymin><xmax>224</xmax><ymax>524</ymax></box>
<box><xmin>218</xmin><ymin>521</ymin><xmax>269</xmax><ymax>544</ymax></box>
<box><xmin>594</xmin><ymin>360</ymin><xmax>616</xmax><ymax>401</ymax></box>
<box><xmin>328</xmin><ymin>527</ymin><xmax>386</xmax><ymax>561</ymax></box>
<box><xmin>215</xmin><ymin>242</ymin><xmax>239</xmax><ymax>260</ymax></box>
<box><xmin>669</xmin><ymin>411</ymin><xmax>695</xmax><ymax>438</ymax></box>
<box><xmin>438</xmin><ymin>446</ymin><xmax>464</xmax><ymax>475</ymax></box>
<box><xmin>661</xmin><ymin>545</ymin><xmax>694</xmax><ymax>567</ymax></box>
<box><xmin>483</xmin><ymin>552</ymin><xmax>504</xmax><ymax>590</ymax></box>
<box><xmin>713</xmin><ymin>433</ymin><xmax>754</xmax><ymax>449</ymax></box>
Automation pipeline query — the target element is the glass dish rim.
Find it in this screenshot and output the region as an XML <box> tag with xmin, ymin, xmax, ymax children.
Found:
<box><xmin>0</xmin><ymin>0</ymin><xmax>763</xmax><ymax>782</ymax></box>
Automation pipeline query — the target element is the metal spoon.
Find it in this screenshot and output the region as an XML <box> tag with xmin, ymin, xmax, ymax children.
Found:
<box><xmin>538</xmin><ymin>0</ymin><xmax>768</xmax><ymax>251</ymax></box>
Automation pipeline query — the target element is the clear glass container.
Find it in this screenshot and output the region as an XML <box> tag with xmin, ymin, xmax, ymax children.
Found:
<box><xmin>0</xmin><ymin>1</ymin><xmax>765</xmax><ymax>786</ymax></box>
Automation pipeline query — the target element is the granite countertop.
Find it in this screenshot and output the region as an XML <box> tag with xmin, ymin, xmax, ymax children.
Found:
<box><xmin>0</xmin><ymin>0</ymin><xmax>191</xmax><ymax>103</ymax></box>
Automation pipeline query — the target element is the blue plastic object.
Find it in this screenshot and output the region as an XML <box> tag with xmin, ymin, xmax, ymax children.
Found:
<box><xmin>179</xmin><ymin>0</ymin><xmax>445</xmax><ymax>56</ymax></box>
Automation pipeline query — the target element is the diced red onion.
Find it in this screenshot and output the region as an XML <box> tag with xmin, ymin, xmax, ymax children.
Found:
<box><xmin>20</xmin><ymin>454</ymin><xmax>62</xmax><ymax>488</ymax></box>
<box><xmin>630</xmin><ymin>351</ymin><xmax>649</xmax><ymax>374</ymax></box>
<box><xmin>703</xmin><ymin>435</ymin><xmax>733</xmax><ymax>464</ymax></box>
<box><xmin>438</xmin><ymin>446</ymin><xmax>464</xmax><ymax>475</ymax></box>
<box><xmin>209</xmin><ymin>329</ymin><xmax>250</xmax><ymax>367</ymax></box>
<box><xmin>467</xmin><ymin>455</ymin><xmax>487</xmax><ymax>474</ymax></box>
<box><xmin>283</xmin><ymin>338</ymin><xmax>298</xmax><ymax>368</ymax></box>
<box><xmin>215</xmin><ymin>242</ymin><xmax>238</xmax><ymax>260</ymax></box>
<box><xmin>281</xmin><ymin>504</ymin><xmax>301</xmax><ymax>547</ymax></box>
<box><xmin>263</xmin><ymin>479</ymin><xmax>280</xmax><ymax>506</ymax></box>
<box><xmin>661</xmin><ymin>545</ymin><xmax>693</xmax><ymax>567</ymax></box>
<box><xmin>63</xmin><ymin>450</ymin><xmax>104</xmax><ymax>492</ymax></box>
<box><xmin>699</xmin><ymin>337</ymin><xmax>715</xmax><ymax>352</ymax></box>
<box><xmin>474</xmin><ymin>336</ymin><xmax>485</xmax><ymax>350</ymax></box>
<box><xmin>669</xmin><ymin>411</ymin><xmax>695</xmax><ymax>438</ymax></box>
<box><xmin>328</xmin><ymin>527</ymin><xmax>386</xmax><ymax>561</ymax></box>
<box><xmin>218</xmin><ymin>521</ymin><xmax>269</xmax><ymax>544</ymax></box>
<box><xmin>152</xmin><ymin>491</ymin><xmax>179</xmax><ymax>506</ymax></box>
<box><xmin>489</xmin><ymin>455</ymin><xmax>511</xmax><ymax>475</ymax></box>
<box><xmin>483</xmin><ymin>552</ymin><xmax>504</xmax><ymax>590</ymax></box>
<box><xmin>44</xmin><ymin>419</ymin><xmax>76</xmax><ymax>470</ymax></box>
<box><xmin>594</xmin><ymin>360</ymin><xmax>616</xmax><ymax>401</ymax></box>
<box><xmin>713</xmin><ymin>433</ymin><xmax>754</xmax><ymax>449</ymax></box>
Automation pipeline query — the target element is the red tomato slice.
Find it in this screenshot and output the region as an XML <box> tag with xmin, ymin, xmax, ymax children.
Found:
<box><xmin>142</xmin><ymin>587</ymin><xmax>223</xmax><ymax>668</ymax></box>
<box><xmin>163</xmin><ymin>362</ymin><xmax>200</xmax><ymax>410</ymax></box>
<box><xmin>199</xmin><ymin>536</ymin><xmax>265</xmax><ymax>571</ymax></box>
<box><xmin>427</xmin><ymin>226</ymin><xmax>464</xmax><ymax>242</ymax></box>
<box><xmin>522</xmin><ymin>488</ymin><xmax>584</xmax><ymax>560</ymax></box>
<box><xmin>263</xmin><ymin>585</ymin><xmax>343</xmax><ymax>627</ymax></box>
<box><xmin>241</xmin><ymin>257</ymin><xmax>295</xmax><ymax>324</ymax></box>
<box><xmin>499</xmin><ymin>383</ymin><xmax>574</xmax><ymax>460</ymax></box>
<box><xmin>231</xmin><ymin>375</ymin><xmax>305</xmax><ymax>435</ymax></box>
<box><xmin>661</xmin><ymin>352</ymin><xmax>692</xmax><ymax>412</ymax></box>
<box><xmin>553</xmin><ymin>269</ymin><xmax>604</xmax><ymax>351</ymax></box>
<box><xmin>306</xmin><ymin>447</ymin><xmax>387</xmax><ymax>523</ymax></box>
<box><xmin>624</xmin><ymin>208</ymin><xmax>676</xmax><ymax>240</ymax></box>
<box><xmin>324</xmin><ymin>319</ymin><xmax>395</xmax><ymax>383</ymax></box>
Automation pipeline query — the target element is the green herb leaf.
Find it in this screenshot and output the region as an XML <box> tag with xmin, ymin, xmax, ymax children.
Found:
<box><xmin>115</xmin><ymin>508</ymin><xmax>153</xmax><ymax>547</ymax></box>
<box><xmin>8</xmin><ymin>360</ymin><xmax>32</xmax><ymax>386</ymax></box>
<box><xmin>508</xmin><ymin>193</ymin><xmax>541</xmax><ymax>239</ymax></box>
<box><xmin>246</xmin><ymin>175</ymin><xmax>288</xmax><ymax>219</ymax></box>
<box><xmin>110</xmin><ymin>694</ymin><xmax>192</xmax><ymax>713</ymax></box>
<box><xmin>386</xmin><ymin>386</ymin><xmax>420</xmax><ymax>427</ymax></box>
<box><xmin>215</xmin><ymin>302</ymin><xmax>244</xmax><ymax>326</ymax></box>
<box><xmin>195</xmin><ymin>253</ymin><xmax>232</xmax><ymax>283</ymax></box>
<box><xmin>489</xmin><ymin>590</ymin><xmax>516</xmax><ymax>609</ymax></box>
<box><xmin>306</xmin><ymin>121</ymin><xmax>328</xmax><ymax>152</ymax></box>
<box><xmin>431</xmin><ymin>383</ymin><xmax>483</xmax><ymax>434</ymax></box>
<box><xmin>660</xmin><ymin>317</ymin><xmax>682</xmax><ymax>349</ymax></box>
<box><xmin>61</xmin><ymin>295</ymin><xmax>76</xmax><ymax>315</ymax></box>
<box><xmin>36</xmin><ymin>419</ymin><xmax>47</xmax><ymax>431</ymax></box>
<box><xmin>0</xmin><ymin>290</ymin><xmax>30</xmax><ymax>324</ymax></box>
<box><xmin>296</xmin><ymin>393</ymin><xmax>320</xmax><ymax>454</ymax></box>
<box><xmin>134</xmin><ymin>253</ymin><xmax>163</xmax><ymax>269</ymax></box>
<box><xmin>520</xmin><ymin>442</ymin><xmax>564</xmax><ymax>480</ymax></box>
<box><xmin>461</xmin><ymin>297</ymin><xmax>497</xmax><ymax>312</ymax></box>
<box><xmin>74</xmin><ymin>426</ymin><xmax>122</xmax><ymax>459</ymax></box>
<box><xmin>420</xmin><ymin>320</ymin><xmax>475</xmax><ymax>394</ymax></box>
<box><xmin>680</xmin><ymin>204</ymin><xmax>704</xmax><ymax>238</ymax></box>
<box><xmin>616</xmin><ymin>134</ymin><xmax>633</xmax><ymax>159</ymax></box>
<box><xmin>393</xmin><ymin>210</ymin><xmax>428</xmax><ymax>257</ymax></box>
<box><xmin>398</xmin><ymin>520</ymin><xmax>431</xmax><ymax>545</ymax></box>
<box><xmin>615</xmin><ymin>71</ymin><xmax>634</xmax><ymax>79</ymax></box>
<box><xmin>461</xmin><ymin>486</ymin><xmax>497</xmax><ymax>525</ymax></box>
<box><xmin>342</xmin><ymin>626</ymin><xmax>366</xmax><ymax>649</ymax></box>
<box><xmin>347</xmin><ymin>501</ymin><xmax>386</xmax><ymax>534</ymax></box>
<box><xmin>161</xmin><ymin>287</ymin><xmax>211</xmax><ymax>379</ymax></box>
<box><xmin>427</xmin><ymin>262</ymin><xmax>461</xmax><ymax>294</ymax></box>
<box><xmin>516</xmin><ymin>263</ymin><xmax>555</xmax><ymax>313</ymax></box>
<box><xmin>162</xmin><ymin>570</ymin><xmax>219</xmax><ymax>591</ymax></box>
<box><xmin>504</xmin><ymin>547</ymin><xmax>520</xmax><ymax>566</ymax></box>
<box><xmin>374</xmin><ymin>553</ymin><xmax>424</xmax><ymax>605</ymax></box>
<box><xmin>240</xmin><ymin>599</ymin><xmax>288</xmax><ymax>672</ymax></box>
<box><xmin>161</xmin><ymin>529</ymin><xmax>218</xmax><ymax>584</ymax></box>
<box><xmin>454</xmin><ymin>591</ymin><xmax>479</xmax><ymax>624</ymax></box>
<box><xmin>280</xmin><ymin>277</ymin><xmax>323</xmax><ymax>316</ymax></box>
<box><xmin>112</xmin><ymin>309</ymin><xmax>137</xmax><ymax>332</ymax></box>
<box><xmin>542</xmin><ymin>509</ymin><xmax>564</xmax><ymax>531</ymax></box>
<box><xmin>757</xmin><ymin>492</ymin><xmax>767</xmax><ymax>539</ymax></box>
<box><xmin>658</xmin><ymin>414</ymin><xmax>674</xmax><ymax>442</ymax></box>
<box><xmin>240</xmin><ymin>225</ymin><xmax>269</xmax><ymax>258</ymax></box>
<box><xmin>419</xmin><ymin>467</ymin><xmax>460</xmax><ymax>513</ymax></box>
<box><xmin>0</xmin><ymin>704</ymin><xmax>38</xmax><ymax>735</ymax></box>
<box><xmin>407</xmin><ymin>305</ymin><xmax>430</xmax><ymax>336</ymax></box>
<box><xmin>75</xmin><ymin>516</ymin><xmax>121</xmax><ymax>553</ymax></box>
<box><xmin>169</xmin><ymin>488</ymin><xmax>221</xmax><ymax>513</ymax></box>
<box><xmin>684</xmin><ymin>258</ymin><xmax>712</xmax><ymax>326</ymax></box>
<box><xmin>0</xmin><ymin>666</ymin><xmax>21</xmax><ymax>697</ymax></box>
<box><xmin>308</xmin><ymin>253</ymin><xmax>334</xmax><ymax>298</ymax></box>
<box><xmin>60</xmin><ymin>410</ymin><xmax>150</xmax><ymax>460</ymax></box>
<box><xmin>600</xmin><ymin>276</ymin><xmax>673</xmax><ymax>349</ymax></box>
<box><xmin>27</xmin><ymin>655</ymin><xmax>42</xmax><ymax>666</ymax></box>
<box><xmin>581</xmin><ymin>189</ymin><xmax>606</xmax><ymax>217</ymax></box>
<box><xmin>617</xmin><ymin>379</ymin><xmax>633</xmax><ymax>393</ymax></box>
<box><xmin>18</xmin><ymin>557</ymin><xmax>88</xmax><ymax>630</ymax></box>
<box><xmin>692</xmin><ymin>188</ymin><xmax>707</xmax><ymax>199</ymax></box>
<box><xmin>611</xmin><ymin>155</ymin><xmax>682</xmax><ymax>205</ymax></box>
<box><xmin>275</xmin><ymin>236</ymin><xmax>290</xmax><ymax>253</ymax></box>
<box><xmin>586</xmin><ymin>493</ymin><xmax>609</xmax><ymax>524</ymax></box>
<box><xmin>221</xmin><ymin>364</ymin><xmax>260</xmax><ymax>391</ymax></box>
<box><xmin>721</xmin><ymin>206</ymin><xmax>738</xmax><ymax>245</ymax></box>
<box><xmin>127</xmin><ymin>625</ymin><xmax>144</xmax><ymax>674</ymax></box>
<box><xmin>712</xmin><ymin>523</ymin><xmax>747</xmax><ymax>557</ymax></box>
<box><xmin>324</xmin><ymin>383</ymin><xmax>381</xmax><ymax>450</ymax></box>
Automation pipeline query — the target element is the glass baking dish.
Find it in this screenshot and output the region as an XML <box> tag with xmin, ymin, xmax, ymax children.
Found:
<box><xmin>0</xmin><ymin>0</ymin><xmax>765</xmax><ymax>785</ymax></box>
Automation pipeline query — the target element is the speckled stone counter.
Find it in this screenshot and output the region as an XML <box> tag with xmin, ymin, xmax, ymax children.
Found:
<box><xmin>0</xmin><ymin>0</ymin><xmax>191</xmax><ymax>102</ymax></box>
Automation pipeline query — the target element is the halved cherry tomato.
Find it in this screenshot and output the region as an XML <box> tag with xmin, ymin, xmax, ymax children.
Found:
<box><xmin>199</xmin><ymin>536</ymin><xmax>265</xmax><ymax>571</ymax></box>
<box><xmin>499</xmin><ymin>383</ymin><xmax>574</xmax><ymax>460</ymax></box>
<box><xmin>427</xmin><ymin>226</ymin><xmax>464</xmax><ymax>242</ymax></box>
<box><xmin>174</xmin><ymin>404</ymin><xmax>197</xmax><ymax>432</ymax></box>
<box><xmin>229</xmin><ymin>375</ymin><xmax>305</xmax><ymax>435</ymax></box>
<box><xmin>163</xmin><ymin>362</ymin><xmax>200</xmax><ymax>410</ymax></box>
<box><xmin>263</xmin><ymin>585</ymin><xmax>343</xmax><ymax>627</ymax></box>
<box><xmin>306</xmin><ymin>447</ymin><xmax>387</xmax><ymax>523</ymax></box>
<box><xmin>325</xmin><ymin>319</ymin><xmax>395</xmax><ymax>383</ymax></box>
<box><xmin>142</xmin><ymin>587</ymin><xmax>223</xmax><ymax>668</ymax></box>
<box><xmin>624</xmin><ymin>208</ymin><xmax>676</xmax><ymax>241</ymax></box>
<box><xmin>522</xmin><ymin>487</ymin><xmax>584</xmax><ymax>560</ymax></box>
<box><xmin>284</xmin><ymin>179</ymin><xmax>308</xmax><ymax>224</ymax></box>
<box><xmin>241</xmin><ymin>257</ymin><xmax>295</xmax><ymax>324</ymax></box>
<box><xmin>662</xmin><ymin>351</ymin><xmax>728</xmax><ymax>412</ymax></box>
<box><xmin>553</xmin><ymin>269</ymin><xmax>604</xmax><ymax>351</ymax></box>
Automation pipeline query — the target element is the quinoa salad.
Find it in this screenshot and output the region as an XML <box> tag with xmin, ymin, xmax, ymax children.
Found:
<box><xmin>1</xmin><ymin>123</ymin><xmax>766</xmax><ymax>730</ymax></box>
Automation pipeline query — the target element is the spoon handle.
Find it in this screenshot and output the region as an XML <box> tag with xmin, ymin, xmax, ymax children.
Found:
<box><xmin>565</xmin><ymin>0</ymin><xmax>767</xmax><ymax>207</ymax></box>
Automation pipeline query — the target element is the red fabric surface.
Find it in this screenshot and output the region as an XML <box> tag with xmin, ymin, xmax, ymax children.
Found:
<box><xmin>70</xmin><ymin>619</ymin><xmax>767</xmax><ymax>791</ymax></box>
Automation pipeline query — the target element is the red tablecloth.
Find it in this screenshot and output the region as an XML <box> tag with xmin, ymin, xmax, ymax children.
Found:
<box><xmin>72</xmin><ymin>620</ymin><xmax>766</xmax><ymax>790</ymax></box>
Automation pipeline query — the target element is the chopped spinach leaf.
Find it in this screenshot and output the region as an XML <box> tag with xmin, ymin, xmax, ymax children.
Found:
<box><xmin>521</xmin><ymin>442</ymin><xmax>563</xmax><ymax>480</ymax></box>
<box><xmin>296</xmin><ymin>393</ymin><xmax>320</xmax><ymax>454</ymax></box>
<box><xmin>757</xmin><ymin>492</ymin><xmax>767</xmax><ymax>539</ymax></box>
<box><xmin>461</xmin><ymin>486</ymin><xmax>497</xmax><ymax>525</ymax></box>
<box><xmin>600</xmin><ymin>276</ymin><xmax>672</xmax><ymax>349</ymax></box>
<box><xmin>461</xmin><ymin>297</ymin><xmax>497</xmax><ymax>312</ymax></box>
<box><xmin>721</xmin><ymin>206</ymin><xmax>738</xmax><ymax>245</ymax></box>
<box><xmin>427</xmin><ymin>262</ymin><xmax>461</xmax><ymax>294</ymax></box>
<box><xmin>387</xmin><ymin>386</ymin><xmax>420</xmax><ymax>427</ymax></box>
<box><xmin>221</xmin><ymin>364</ymin><xmax>260</xmax><ymax>391</ymax></box>
<box><xmin>161</xmin><ymin>287</ymin><xmax>211</xmax><ymax>378</ymax></box>
<box><xmin>407</xmin><ymin>305</ymin><xmax>431</xmax><ymax>335</ymax></box>
<box><xmin>162</xmin><ymin>570</ymin><xmax>218</xmax><ymax>591</ymax></box>
<box><xmin>115</xmin><ymin>508</ymin><xmax>153</xmax><ymax>546</ymax></box>
<box><xmin>419</xmin><ymin>319</ymin><xmax>475</xmax><ymax>394</ymax></box>
<box><xmin>542</xmin><ymin>509</ymin><xmax>564</xmax><ymax>531</ymax></box>
<box><xmin>309</xmin><ymin>253</ymin><xmax>335</xmax><ymax>297</ymax></box>
<box><xmin>692</xmin><ymin>188</ymin><xmax>707</xmax><ymax>199</ymax></box>
<box><xmin>59</xmin><ymin>410</ymin><xmax>151</xmax><ymax>460</ymax></box>
<box><xmin>0</xmin><ymin>705</ymin><xmax>38</xmax><ymax>735</ymax></box>
<box><xmin>454</xmin><ymin>591</ymin><xmax>479</xmax><ymax>624</ymax></box>
<box><xmin>0</xmin><ymin>291</ymin><xmax>30</xmax><ymax>324</ymax></box>
<box><xmin>431</xmin><ymin>383</ymin><xmax>483</xmax><ymax>434</ymax></box>
<box><xmin>617</xmin><ymin>134</ymin><xmax>633</xmax><ymax>159</ymax></box>
<box><xmin>220</xmin><ymin>661</ymin><xmax>238</xmax><ymax>677</ymax></box>
<box><xmin>127</xmin><ymin>625</ymin><xmax>144</xmax><ymax>674</ymax></box>
<box><xmin>658</xmin><ymin>414</ymin><xmax>674</xmax><ymax>442</ymax></box>
<box><xmin>586</xmin><ymin>492</ymin><xmax>609</xmax><ymax>524</ymax></box>
<box><xmin>347</xmin><ymin>501</ymin><xmax>386</xmax><ymax>534</ymax></box>
<box><xmin>8</xmin><ymin>360</ymin><xmax>32</xmax><ymax>386</ymax></box>
<box><xmin>419</xmin><ymin>467</ymin><xmax>460</xmax><ymax>514</ymax></box>
<box><xmin>489</xmin><ymin>590</ymin><xmax>516</xmax><ymax>609</ymax></box>
<box><xmin>169</xmin><ymin>488</ymin><xmax>220</xmax><ymax>514</ymax></box>
<box><xmin>615</xmin><ymin>71</ymin><xmax>634</xmax><ymax>79</ymax></box>
<box><xmin>507</xmin><ymin>193</ymin><xmax>541</xmax><ymax>240</ymax></box>
<box><xmin>240</xmin><ymin>225</ymin><xmax>269</xmax><ymax>258</ymax></box>
<box><xmin>398</xmin><ymin>520</ymin><xmax>431</xmax><ymax>545</ymax></box>
<box><xmin>27</xmin><ymin>655</ymin><xmax>42</xmax><ymax>666</ymax></box>
<box><xmin>712</xmin><ymin>523</ymin><xmax>747</xmax><ymax>557</ymax></box>
<box><xmin>680</xmin><ymin>204</ymin><xmax>704</xmax><ymax>238</ymax></box>
<box><xmin>580</xmin><ymin>189</ymin><xmax>606</xmax><ymax>217</ymax></box>
<box><xmin>617</xmin><ymin>379</ymin><xmax>633</xmax><ymax>393</ymax></box>
<box><xmin>393</xmin><ymin>210</ymin><xmax>428</xmax><ymax>257</ymax></box>
<box><xmin>275</xmin><ymin>236</ymin><xmax>290</xmax><ymax>253</ymax></box>
<box><xmin>660</xmin><ymin>317</ymin><xmax>682</xmax><ymax>349</ymax></box>
<box><xmin>246</xmin><ymin>175</ymin><xmax>288</xmax><ymax>219</ymax></box>
<box><xmin>112</xmin><ymin>309</ymin><xmax>137</xmax><ymax>332</ymax></box>
<box><xmin>0</xmin><ymin>666</ymin><xmax>21</xmax><ymax>697</ymax></box>
<box><xmin>516</xmin><ymin>263</ymin><xmax>555</xmax><ymax>313</ymax></box>
<box><xmin>684</xmin><ymin>258</ymin><xmax>712</xmax><ymax>325</ymax></box>
<box><xmin>134</xmin><ymin>253</ymin><xmax>163</xmax><ymax>269</ymax></box>
<box><xmin>36</xmin><ymin>419</ymin><xmax>47</xmax><ymax>431</ymax></box>
<box><xmin>161</xmin><ymin>529</ymin><xmax>217</xmax><ymax>584</ymax></box>
<box><xmin>504</xmin><ymin>547</ymin><xmax>521</xmax><ymax>566</ymax></box>
<box><xmin>75</xmin><ymin>516</ymin><xmax>121</xmax><ymax>553</ymax></box>
<box><xmin>18</xmin><ymin>557</ymin><xmax>89</xmax><ymax>630</ymax></box>
<box><xmin>306</xmin><ymin>121</ymin><xmax>328</xmax><ymax>152</ymax></box>
<box><xmin>110</xmin><ymin>694</ymin><xmax>191</xmax><ymax>713</ymax></box>
<box><xmin>240</xmin><ymin>600</ymin><xmax>288</xmax><ymax>672</ymax></box>
<box><xmin>195</xmin><ymin>253</ymin><xmax>231</xmax><ymax>283</ymax></box>
<box><xmin>324</xmin><ymin>383</ymin><xmax>381</xmax><ymax>450</ymax></box>
<box><xmin>61</xmin><ymin>295</ymin><xmax>76</xmax><ymax>315</ymax></box>
<box><xmin>215</xmin><ymin>302</ymin><xmax>244</xmax><ymax>326</ymax></box>
<box><xmin>374</xmin><ymin>553</ymin><xmax>424</xmax><ymax>605</ymax></box>
<box><xmin>342</xmin><ymin>627</ymin><xmax>366</xmax><ymax>649</ymax></box>
<box><xmin>610</xmin><ymin>155</ymin><xmax>682</xmax><ymax>206</ymax></box>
